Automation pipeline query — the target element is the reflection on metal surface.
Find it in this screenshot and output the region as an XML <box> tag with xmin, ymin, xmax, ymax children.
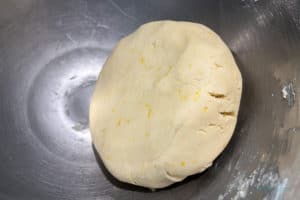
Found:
<box><xmin>0</xmin><ymin>0</ymin><xmax>299</xmax><ymax>200</ymax></box>
<box><xmin>282</xmin><ymin>82</ymin><xmax>296</xmax><ymax>107</ymax></box>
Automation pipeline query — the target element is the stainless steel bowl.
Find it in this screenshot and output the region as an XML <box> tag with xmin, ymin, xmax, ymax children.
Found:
<box><xmin>0</xmin><ymin>0</ymin><xmax>299</xmax><ymax>199</ymax></box>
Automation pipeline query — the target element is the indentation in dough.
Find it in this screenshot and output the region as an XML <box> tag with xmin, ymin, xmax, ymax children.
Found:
<box><xmin>219</xmin><ymin>111</ymin><xmax>235</xmax><ymax>117</ymax></box>
<box><xmin>197</xmin><ymin>129</ymin><xmax>207</xmax><ymax>134</ymax></box>
<box><xmin>203</xmin><ymin>106</ymin><xmax>208</xmax><ymax>112</ymax></box>
<box><xmin>163</xmin><ymin>168</ymin><xmax>183</xmax><ymax>182</ymax></box>
<box><xmin>208</xmin><ymin>123</ymin><xmax>224</xmax><ymax>130</ymax></box>
<box><xmin>193</xmin><ymin>77</ymin><xmax>203</xmax><ymax>83</ymax></box>
<box><xmin>214</xmin><ymin>63</ymin><xmax>224</xmax><ymax>68</ymax></box>
<box><xmin>154</xmin><ymin>65</ymin><xmax>173</xmax><ymax>85</ymax></box>
<box><xmin>209</xmin><ymin>92</ymin><xmax>226</xmax><ymax>99</ymax></box>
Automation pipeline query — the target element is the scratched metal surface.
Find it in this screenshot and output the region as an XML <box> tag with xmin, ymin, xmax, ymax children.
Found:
<box><xmin>0</xmin><ymin>0</ymin><xmax>299</xmax><ymax>199</ymax></box>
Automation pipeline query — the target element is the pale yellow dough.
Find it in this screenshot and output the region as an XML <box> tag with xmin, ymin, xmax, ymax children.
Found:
<box><xmin>90</xmin><ymin>21</ymin><xmax>242</xmax><ymax>188</ymax></box>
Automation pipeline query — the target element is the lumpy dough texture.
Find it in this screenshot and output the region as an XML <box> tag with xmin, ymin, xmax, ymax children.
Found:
<box><xmin>90</xmin><ymin>21</ymin><xmax>242</xmax><ymax>189</ymax></box>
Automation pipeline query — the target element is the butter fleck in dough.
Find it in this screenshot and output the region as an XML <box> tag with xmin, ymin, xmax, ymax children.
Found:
<box><xmin>90</xmin><ymin>21</ymin><xmax>242</xmax><ymax>189</ymax></box>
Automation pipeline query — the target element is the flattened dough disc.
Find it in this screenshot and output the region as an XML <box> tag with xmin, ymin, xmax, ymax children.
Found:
<box><xmin>90</xmin><ymin>21</ymin><xmax>242</xmax><ymax>188</ymax></box>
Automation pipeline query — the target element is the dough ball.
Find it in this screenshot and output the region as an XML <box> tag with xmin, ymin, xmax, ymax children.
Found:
<box><xmin>90</xmin><ymin>21</ymin><xmax>242</xmax><ymax>189</ymax></box>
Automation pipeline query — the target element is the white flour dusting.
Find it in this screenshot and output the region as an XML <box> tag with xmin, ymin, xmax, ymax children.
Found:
<box><xmin>218</xmin><ymin>165</ymin><xmax>280</xmax><ymax>200</ymax></box>
<box><xmin>281</xmin><ymin>82</ymin><xmax>296</xmax><ymax>107</ymax></box>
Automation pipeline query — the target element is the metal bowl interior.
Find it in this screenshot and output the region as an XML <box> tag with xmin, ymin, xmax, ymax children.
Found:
<box><xmin>0</xmin><ymin>0</ymin><xmax>299</xmax><ymax>199</ymax></box>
